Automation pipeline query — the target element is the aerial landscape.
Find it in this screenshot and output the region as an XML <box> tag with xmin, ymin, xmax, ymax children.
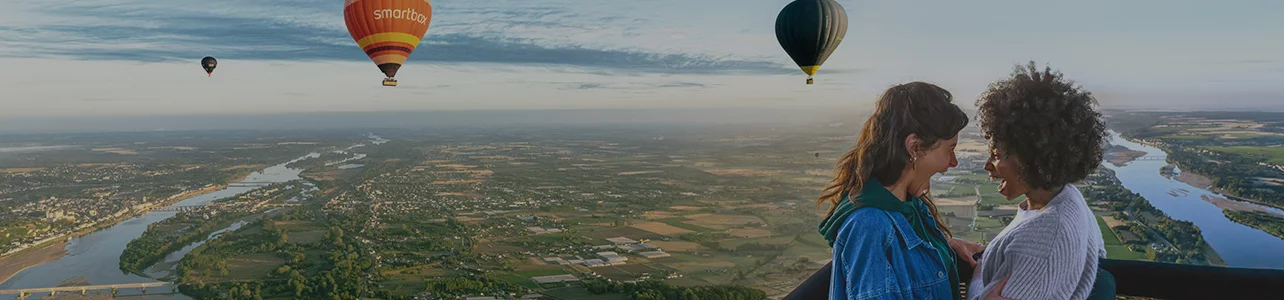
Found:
<box><xmin>2</xmin><ymin>0</ymin><xmax>1283</xmax><ymax>299</ymax></box>
<box><xmin>1</xmin><ymin>109</ymin><xmax>1282</xmax><ymax>299</ymax></box>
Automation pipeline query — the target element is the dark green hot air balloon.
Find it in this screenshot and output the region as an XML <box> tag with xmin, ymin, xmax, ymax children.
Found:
<box><xmin>201</xmin><ymin>56</ymin><xmax>217</xmax><ymax>77</ymax></box>
<box><xmin>775</xmin><ymin>0</ymin><xmax>848</xmax><ymax>85</ymax></box>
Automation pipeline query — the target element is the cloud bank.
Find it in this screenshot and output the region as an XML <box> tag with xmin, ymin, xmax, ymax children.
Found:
<box><xmin>0</xmin><ymin>0</ymin><xmax>795</xmax><ymax>75</ymax></box>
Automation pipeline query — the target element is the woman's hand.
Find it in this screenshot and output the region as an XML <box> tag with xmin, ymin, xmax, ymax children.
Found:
<box><xmin>984</xmin><ymin>277</ymin><xmax>1012</xmax><ymax>300</ymax></box>
<box><xmin>949</xmin><ymin>238</ymin><xmax>986</xmax><ymax>268</ymax></box>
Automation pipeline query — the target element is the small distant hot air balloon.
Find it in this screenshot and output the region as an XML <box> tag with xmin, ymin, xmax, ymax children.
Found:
<box><xmin>201</xmin><ymin>56</ymin><xmax>218</xmax><ymax>77</ymax></box>
<box><xmin>775</xmin><ymin>0</ymin><xmax>848</xmax><ymax>85</ymax></box>
<box><xmin>344</xmin><ymin>0</ymin><xmax>433</xmax><ymax>87</ymax></box>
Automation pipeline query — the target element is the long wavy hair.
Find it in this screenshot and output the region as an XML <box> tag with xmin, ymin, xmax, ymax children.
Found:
<box><xmin>819</xmin><ymin>81</ymin><xmax>970</xmax><ymax>237</ymax></box>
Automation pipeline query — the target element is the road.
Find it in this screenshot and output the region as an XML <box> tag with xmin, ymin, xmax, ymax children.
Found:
<box><xmin>1121</xmin><ymin>199</ymin><xmax>1178</xmax><ymax>250</ymax></box>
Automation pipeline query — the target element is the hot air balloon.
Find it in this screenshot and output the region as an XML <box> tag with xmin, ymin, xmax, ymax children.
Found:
<box><xmin>775</xmin><ymin>0</ymin><xmax>848</xmax><ymax>85</ymax></box>
<box><xmin>201</xmin><ymin>56</ymin><xmax>217</xmax><ymax>77</ymax></box>
<box><xmin>344</xmin><ymin>0</ymin><xmax>433</xmax><ymax>87</ymax></box>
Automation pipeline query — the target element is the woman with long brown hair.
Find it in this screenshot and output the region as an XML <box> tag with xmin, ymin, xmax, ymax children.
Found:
<box><xmin>817</xmin><ymin>81</ymin><xmax>981</xmax><ymax>300</ymax></box>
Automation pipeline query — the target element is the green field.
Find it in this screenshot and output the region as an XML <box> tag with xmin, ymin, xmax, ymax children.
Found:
<box><xmin>582</xmin><ymin>226</ymin><xmax>666</xmax><ymax>242</ymax></box>
<box><xmin>1203</xmin><ymin>146</ymin><xmax>1284</xmax><ymax>165</ymax></box>
<box><xmin>957</xmin><ymin>174</ymin><xmax>994</xmax><ymax>182</ymax></box>
<box><xmin>713</xmin><ymin>235</ymin><xmax>794</xmax><ymax>250</ymax></box>
<box><xmin>492</xmin><ymin>272</ymin><xmax>541</xmax><ymax>289</ymax></box>
<box><xmin>378</xmin><ymin>266</ymin><xmax>455</xmax><ymax>297</ymax></box>
<box><xmin>285</xmin><ymin>230</ymin><xmax>325</xmax><ymax>244</ymax></box>
<box><xmin>592</xmin><ymin>264</ymin><xmax>668</xmax><ymax>281</ymax></box>
<box><xmin>977</xmin><ymin>184</ymin><xmax>1000</xmax><ymax>195</ymax></box>
<box><xmin>274</xmin><ymin>220</ymin><xmax>327</xmax><ymax>231</ymax></box>
<box><xmin>191</xmin><ymin>253</ymin><xmax>285</xmax><ymax>281</ymax></box>
<box><xmin>1098</xmin><ymin>216</ymin><xmax>1149</xmax><ymax>261</ymax></box>
<box><xmin>513</xmin><ymin>267</ymin><xmax>571</xmax><ymax>278</ymax></box>
<box><xmin>543</xmin><ymin>287</ymin><xmax>627</xmax><ymax>300</ymax></box>
<box><xmin>1097</xmin><ymin>217</ymin><xmax>1122</xmax><ymax>246</ymax></box>
<box><xmin>971</xmin><ymin>216</ymin><xmax>1004</xmax><ymax>230</ymax></box>
<box><xmin>378</xmin><ymin>279</ymin><xmax>428</xmax><ymax>297</ymax></box>
<box><xmin>1158</xmin><ymin>134</ymin><xmax>1214</xmax><ymax>141</ymax></box>
<box><xmin>654</xmin><ymin>218</ymin><xmax>716</xmax><ymax>232</ymax></box>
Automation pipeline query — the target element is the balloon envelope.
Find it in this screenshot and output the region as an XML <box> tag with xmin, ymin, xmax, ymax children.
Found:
<box><xmin>775</xmin><ymin>0</ymin><xmax>848</xmax><ymax>84</ymax></box>
<box><xmin>201</xmin><ymin>56</ymin><xmax>217</xmax><ymax>75</ymax></box>
<box><xmin>344</xmin><ymin>0</ymin><xmax>433</xmax><ymax>80</ymax></box>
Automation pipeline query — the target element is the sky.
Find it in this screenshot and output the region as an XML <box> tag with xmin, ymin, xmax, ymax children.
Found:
<box><xmin>1</xmin><ymin>0</ymin><xmax>1282</xmax><ymax>118</ymax></box>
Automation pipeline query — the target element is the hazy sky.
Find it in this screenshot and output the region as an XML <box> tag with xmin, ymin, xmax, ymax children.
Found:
<box><xmin>1</xmin><ymin>0</ymin><xmax>1282</xmax><ymax>117</ymax></box>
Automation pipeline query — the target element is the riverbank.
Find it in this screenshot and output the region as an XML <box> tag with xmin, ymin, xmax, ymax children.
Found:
<box><xmin>1125</xmin><ymin>135</ymin><xmax>1284</xmax><ymax>211</ymax></box>
<box><xmin>1169</xmin><ymin>165</ymin><xmax>1284</xmax><ymax>211</ymax></box>
<box><xmin>1105</xmin><ymin>144</ymin><xmax>1147</xmax><ymax>167</ymax></box>
<box><xmin>1173</xmin><ymin>168</ymin><xmax>1213</xmax><ymax>189</ymax></box>
<box><xmin>1108</xmin><ymin>150</ymin><xmax>1148</xmax><ymax>167</ymax></box>
<box><xmin>0</xmin><ymin>241</ymin><xmax>68</xmax><ymax>284</ymax></box>
<box><xmin>1224</xmin><ymin>210</ymin><xmax>1284</xmax><ymax>240</ymax></box>
<box><xmin>1200</xmin><ymin>194</ymin><xmax>1284</xmax><ymax>218</ymax></box>
<box><xmin>0</xmin><ymin>183</ymin><xmax>229</xmax><ymax>286</ymax></box>
<box><xmin>1112</xmin><ymin>131</ymin><xmax>1284</xmax><ymax>268</ymax></box>
<box><xmin>1201</xmin><ymin>244</ymin><xmax>1228</xmax><ymax>266</ymax></box>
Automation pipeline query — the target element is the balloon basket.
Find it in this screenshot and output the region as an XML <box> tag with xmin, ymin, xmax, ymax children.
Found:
<box><xmin>806</xmin><ymin>78</ymin><xmax>814</xmax><ymax>85</ymax></box>
<box><xmin>382</xmin><ymin>79</ymin><xmax>398</xmax><ymax>87</ymax></box>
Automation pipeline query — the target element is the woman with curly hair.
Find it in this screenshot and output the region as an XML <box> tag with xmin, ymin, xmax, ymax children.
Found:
<box><xmin>967</xmin><ymin>62</ymin><xmax>1111</xmax><ymax>300</ymax></box>
<box><xmin>817</xmin><ymin>81</ymin><xmax>983</xmax><ymax>300</ymax></box>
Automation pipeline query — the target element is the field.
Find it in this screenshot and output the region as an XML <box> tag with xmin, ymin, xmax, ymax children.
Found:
<box><xmin>91</xmin><ymin>147</ymin><xmax>139</xmax><ymax>155</ymax></box>
<box><xmin>190</xmin><ymin>253</ymin><xmax>285</xmax><ymax>281</ymax></box>
<box><xmin>630</xmin><ymin>221</ymin><xmax>694</xmax><ymax>236</ymax></box>
<box><xmin>727</xmin><ymin>228</ymin><xmax>773</xmax><ymax>238</ymax></box>
<box><xmin>146</xmin><ymin>122</ymin><xmax>1014</xmax><ymax>299</ymax></box>
<box><xmin>276</xmin><ymin>220</ymin><xmax>327</xmax><ymax>244</ymax></box>
<box><xmin>1098</xmin><ymin>216</ymin><xmax>1149</xmax><ymax>261</ymax></box>
<box><xmin>286</xmin><ymin>230</ymin><xmax>325</xmax><ymax>244</ymax></box>
<box><xmin>649</xmin><ymin>241</ymin><xmax>711</xmax><ymax>252</ymax></box>
<box><xmin>1203</xmin><ymin>146</ymin><xmax>1284</xmax><ymax>165</ymax></box>
<box><xmin>1158</xmin><ymin>135</ymin><xmax>1214</xmax><ymax>141</ymax></box>
<box><xmin>0</xmin><ymin>167</ymin><xmax>44</xmax><ymax>173</ymax></box>
<box><xmin>682</xmin><ymin>214</ymin><xmax>765</xmax><ymax>230</ymax></box>
<box><xmin>543</xmin><ymin>287</ymin><xmax>627</xmax><ymax>300</ymax></box>
<box><xmin>378</xmin><ymin>266</ymin><xmax>452</xmax><ymax>297</ymax></box>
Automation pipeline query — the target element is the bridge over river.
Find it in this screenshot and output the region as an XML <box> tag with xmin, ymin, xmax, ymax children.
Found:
<box><xmin>0</xmin><ymin>281</ymin><xmax>173</xmax><ymax>299</ymax></box>
<box><xmin>149</xmin><ymin>202</ymin><xmax>299</xmax><ymax>212</ymax></box>
<box><xmin>227</xmin><ymin>181</ymin><xmax>277</xmax><ymax>187</ymax></box>
<box><xmin>149</xmin><ymin>205</ymin><xmax>202</xmax><ymax>212</ymax></box>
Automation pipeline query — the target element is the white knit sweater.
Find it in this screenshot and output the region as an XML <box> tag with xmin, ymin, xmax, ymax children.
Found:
<box><xmin>967</xmin><ymin>184</ymin><xmax>1106</xmax><ymax>300</ymax></box>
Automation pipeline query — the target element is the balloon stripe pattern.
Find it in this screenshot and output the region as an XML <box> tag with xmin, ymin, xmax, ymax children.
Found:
<box><xmin>775</xmin><ymin>0</ymin><xmax>847</xmax><ymax>84</ymax></box>
<box><xmin>344</xmin><ymin>0</ymin><xmax>432</xmax><ymax>79</ymax></box>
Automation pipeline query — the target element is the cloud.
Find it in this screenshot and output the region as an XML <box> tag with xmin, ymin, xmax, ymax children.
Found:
<box><xmin>1233</xmin><ymin>59</ymin><xmax>1278</xmax><ymax>65</ymax></box>
<box><xmin>0</xmin><ymin>0</ymin><xmax>794</xmax><ymax>75</ymax></box>
<box><xmin>558</xmin><ymin>81</ymin><xmax>712</xmax><ymax>91</ymax></box>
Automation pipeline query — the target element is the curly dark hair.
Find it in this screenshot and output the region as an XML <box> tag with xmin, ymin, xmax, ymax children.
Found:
<box><xmin>975</xmin><ymin>61</ymin><xmax>1108</xmax><ymax>190</ymax></box>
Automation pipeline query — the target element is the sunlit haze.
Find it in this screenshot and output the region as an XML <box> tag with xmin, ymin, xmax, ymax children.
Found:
<box><xmin>2</xmin><ymin>2</ymin><xmax>1284</xmax><ymax>298</ymax></box>
<box><xmin>2</xmin><ymin>0</ymin><xmax>1283</xmax><ymax>119</ymax></box>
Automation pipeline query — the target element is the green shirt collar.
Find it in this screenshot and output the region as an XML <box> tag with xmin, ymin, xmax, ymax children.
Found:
<box><xmin>852</xmin><ymin>177</ymin><xmax>916</xmax><ymax>214</ymax></box>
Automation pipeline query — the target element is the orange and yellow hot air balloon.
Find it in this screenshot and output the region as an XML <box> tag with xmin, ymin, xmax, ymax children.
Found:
<box><xmin>344</xmin><ymin>0</ymin><xmax>433</xmax><ymax>87</ymax></box>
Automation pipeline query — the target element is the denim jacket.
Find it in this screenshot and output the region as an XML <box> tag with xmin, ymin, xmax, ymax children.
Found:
<box><xmin>830</xmin><ymin>203</ymin><xmax>955</xmax><ymax>300</ymax></box>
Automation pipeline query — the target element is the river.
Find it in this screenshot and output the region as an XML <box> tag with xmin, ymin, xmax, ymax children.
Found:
<box><xmin>0</xmin><ymin>136</ymin><xmax>380</xmax><ymax>299</ymax></box>
<box><xmin>1106</xmin><ymin>132</ymin><xmax>1284</xmax><ymax>269</ymax></box>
